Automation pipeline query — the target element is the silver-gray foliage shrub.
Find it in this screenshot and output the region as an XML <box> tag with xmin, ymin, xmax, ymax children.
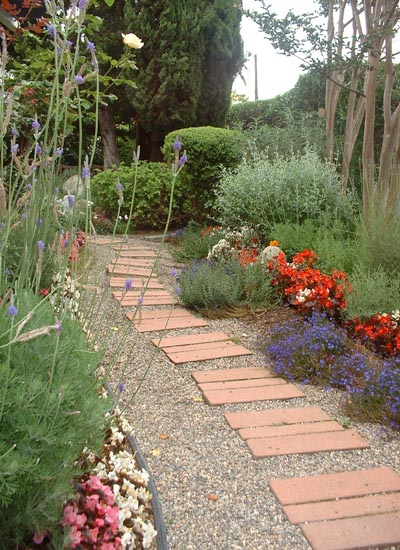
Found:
<box><xmin>214</xmin><ymin>152</ymin><xmax>357</xmax><ymax>238</ymax></box>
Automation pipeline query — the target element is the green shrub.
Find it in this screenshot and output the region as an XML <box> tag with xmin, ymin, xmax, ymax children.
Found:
<box><xmin>271</xmin><ymin>219</ymin><xmax>358</xmax><ymax>275</ymax></box>
<box><xmin>177</xmin><ymin>258</ymin><xmax>278</xmax><ymax>313</ymax></box>
<box><xmin>357</xmin><ymin>210</ymin><xmax>400</xmax><ymax>275</ymax></box>
<box><xmin>91</xmin><ymin>161</ymin><xmax>183</xmax><ymax>229</ymax></box>
<box><xmin>162</xmin><ymin>126</ymin><xmax>245</xmax><ymax>223</ymax></box>
<box><xmin>0</xmin><ymin>291</ymin><xmax>109</xmax><ymax>545</ymax></box>
<box><xmin>169</xmin><ymin>222</ymin><xmax>225</xmax><ymax>263</ymax></box>
<box><xmin>345</xmin><ymin>266</ymin><xmax>400</xmax><ymax>320</ymax></box>
<box><xmin>214</xmin><ymin>152</ymin><xmax>357</xmax><ymax>239</ymax></box>
<box><xmin>243</xmin><ymin>113</ymin><xmax>325</xmax><ymax>160</ymax></box>
<box><xmin>227</xmin><ymin>96</ymin><xmax>288</xmax><ymax>129</ymax></box>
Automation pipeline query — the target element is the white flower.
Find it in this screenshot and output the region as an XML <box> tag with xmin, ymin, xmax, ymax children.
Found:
<box><xmin>122</xmin><ymin>33</ymin><xmax>144</xmax><ymax>49</ymax></box>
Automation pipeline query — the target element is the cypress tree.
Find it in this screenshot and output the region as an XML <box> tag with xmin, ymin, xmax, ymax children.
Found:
<box><xmin>124</xmin><ymin>0</ymin><xmax>243</xmax><ymax>160</ymax></box>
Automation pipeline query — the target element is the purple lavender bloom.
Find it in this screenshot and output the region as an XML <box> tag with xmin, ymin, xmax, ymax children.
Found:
<box><xmin>10</xmin><ymin>143</ymin><xmax>19</xmax><ymax>154</ymax></box>
<box><xmin>35</xmin><ymin>218</ymin><xmax>42</xmax><ymax>226</ymax></box>
<box><xmin>178</xmin><ymin>152</ymin><xmax>188</xmax><ymax>166</ymax></box>
<box><xmin>37</xmin><ymin>240</ymin><xmax>45</xmax><ymax>251</ymax></box>
<box><xmin>75</xmin><ymin>75</ymin><xmax>85</xmax><ymax>85</ymax></box>
<box><xmin>21</xmin><ymin>213</ymin><xmax>27</xmax><ymax>219</ymax></box>
<box><xmin>125</xmin><ymin>278</ymin><xmax>133</xmax><ymax>291</ymax></box>
<box><xmin>170</xmin><ymin>268</ymin><xmax>177</xmax><ymax>277</ymax></box>
<box><xmin>78</xmin><ymin>0</ymin><xmax>88</xmax><ymax>9</ymax></box>
<box><xmin>11</xmin><ymin>127</ymin><xmax>18</xmax><ymax>136</ymax></box>
<box><xmin>35</xmin><ymin>144</ymin><xmax>42</xmax><ymax>155</ymax></box>
<box><xmin>55</xmin><ymin>147</ymin><xmax>63</xmax><ymax>158</ymax></box>
<box><xmin>137</xmin><ymin>295</ymin><xmax>144</xmax><ymax>305</ymax></box>
<box><xmin>66</xmin><ymin>40</ymin><xmax>73</xmax><ymax>49</ymax></box>
<box><xmin>8</xmin><ymin>305</ymin><xmax>18</xmax><ymax>317</ymax></box>
<box><xmin>116</xmin><ymin>182</ymin><xmax>123</xmax><ymax>191</ymax></box>
<box><xmin>54</xmin><ymin>187</ymin><xmax>59</xmax><ymax>194</ymax></box>
<box><xmin>32</xmin><ymin>120</ymin><xmax>41</xmax><ymax>131</ymax></box>
<box><xmin>173</xmin><ymin>136</ymin><xmax>181</xmax><ymax>151</ymax></box>
<box><xmin>118</xmin><ymin>383</ymin><xmax>125</xmax><ymax>393</ymax></box>
<box><xmin>47</xmin><ymin>24</ymin><xmax>55</xmax><ymax>38</ymax></box>
<box><xmin>82</xmin><ymin>166</ymin><xmax>90</xmax><ymax>178</ymax></box>
<box><xmin>175</xmin><ymin>286</ymin><xmax>182</xmax><ymax>296</ymax></box>
<box><xmin>26</xmin><ymin>183</ymin><xmax>32</xmax><ymax>191</ymax></box>
<box><xmin>87</xmin><ymin>41</ymin><xmax>96</xmax><ymax>53</ymax></box>
<box><xmin>67</xmin><ymin>195</ymin><xmax>75</xmax><ymax>208</ymax></box>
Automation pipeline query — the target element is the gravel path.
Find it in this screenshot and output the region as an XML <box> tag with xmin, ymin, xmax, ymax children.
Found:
<box><xmin>89</xmin><ymin>234</ymin><xmax>400</xmax><ymax>550</ymax></box>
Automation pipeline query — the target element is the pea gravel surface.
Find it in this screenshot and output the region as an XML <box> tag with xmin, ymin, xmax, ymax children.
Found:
<box><xmin>88</xmin><ymin>234</ymin><xmax>400</xmax><ymax>550</ymax></box>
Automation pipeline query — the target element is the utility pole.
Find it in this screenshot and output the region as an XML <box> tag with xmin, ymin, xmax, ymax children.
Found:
<box><xmin>254</xmin><ymin>54</ymin><xmax>258</xmax><ymax>100</ymax></box>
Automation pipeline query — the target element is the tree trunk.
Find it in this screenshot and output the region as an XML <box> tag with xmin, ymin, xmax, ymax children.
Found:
<box><xmin>325</xmin><ymin>0</ymin><xmax>347</xmax><ymax>163</ymax></box>
<box><xmin>99</xmin><ymin>105</ymin><xmax>121</xmax><ymax>169</ymax></box>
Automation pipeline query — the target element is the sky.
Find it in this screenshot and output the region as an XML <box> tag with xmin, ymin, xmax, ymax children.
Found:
<box><xmin>233</xmin><ymin>0</ymin><xmax>319</xmax><ymax>100</ymax></box>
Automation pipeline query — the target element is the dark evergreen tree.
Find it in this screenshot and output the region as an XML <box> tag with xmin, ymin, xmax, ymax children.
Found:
<box><xmin>124</xmin><ymin>0</ymin><xmax>243</xmax><ymax>160</ymax></box>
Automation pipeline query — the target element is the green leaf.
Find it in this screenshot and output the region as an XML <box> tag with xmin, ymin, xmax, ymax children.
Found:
<box><xmin>102</xmin><ymin>0</ymin><xmax>115</xmax><ymax>6</ymax></box>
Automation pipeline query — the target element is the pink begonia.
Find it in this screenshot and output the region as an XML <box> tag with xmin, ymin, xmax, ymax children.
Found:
<box><xmin>33</xmin><ymin>532</ymin><xmax>46</xmax><ymax>544</ymax></box>
<box><xmin>87</xmin><ymin>527</ymin><xmax>99</xmax><ymax>542</ymax></box>
<box><xmin>85</xmin><ymin>475</ymin><xmax>104</xmax><ymax>491</ymax></box>
<box><xmin>105</xmin><ymin>504</ymin><xmax>119</xmax><ymax>526</ymax></box>
<box><xmin>68</xmin><ymin>525</ymin><xmax>82</xmax><ymax>545</ymax></box>
<box><xmin>94</xmin><ymin>517</ymin><xmax>105</xmax><ymax>528</ymax></box>
<box><xmin>84</xmin><ymin>494</ymin><xmax>100</xmax><ymax>512</ymax></box>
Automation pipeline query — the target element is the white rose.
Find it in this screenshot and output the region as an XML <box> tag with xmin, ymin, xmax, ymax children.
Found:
<box><xmin>122</xmin><ymin>33</ymin><xmax>144</xmax><ymax>49</ymax></box>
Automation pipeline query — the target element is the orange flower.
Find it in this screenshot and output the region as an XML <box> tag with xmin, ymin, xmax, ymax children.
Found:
<box><xmin>269</xmin><ymin>240</ymin><xmax>279</xmax><ymax>246</ymax></box>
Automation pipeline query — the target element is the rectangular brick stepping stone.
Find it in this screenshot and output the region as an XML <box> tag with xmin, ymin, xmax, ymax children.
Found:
<box><xmin>110</xmin><ymin>278</ymin><xmax>164</xmax><ymax>289</ymax></box>
<box><xmin>152</xmin><ymin>332</ymin><xmax>252</xmax><ymax>364</ymax></box>
<box><xmin>239</xmin><ymin>420</ymin><xmax>344</xmax><ymax>440</ymax></box>
<box><xmin>112</xmin><ymin>290</ymin><xmax>175</xmax><ymax>306</ymax></box>
<box><xmin>125</xmin><ymin>308</ymin><xmax>208</xmax><ymax>332</ymax></box>
<box><xmin>108</xmin><ymin>265</ymin><xmax>157</xmax><ymax>277</ymax></box>
<box><xmin>154</xmin><ymin>332</ymin><xmax>230</xmax><ymax>348</ymax></box>
<box><xmin>270</xmin><ymin>467</ymin><xmax>400</xmax><ymax>505</ymax></box>
<box><xmin>198</xmin><ymin>378</ymin><xmax>286</xmax><ymax>391</ymax></box>
<box><xmin>117</xmin><ymin>251</ymin><xmax>156</xmax><ymax>258</ymax></box>
<box><xmin>225</xmin><ymin>406</ymin><xmax>331</xmax><ymax>430</ymax></box>
<box><xmin>302</xmin><ymin>512</ymin><xmax>400</xmax><ymax>550</ymax></box>
<box><xmin>270</xmin><ymin>467</ymin><xmax>400</xmax><ymax>550</ymax></box>
<box><xmin>192</xmin><ymin>366</ymin><xmax>275</xmax><ymax>384</ymax></box>
<box><xmin>108</xmin><ymin>261</ymin><xmax>155</xmax><ymax>270</ymax></box>
<box><xmin>247</xmin><ymin>430</ymin><xmax>369</xmax><ymax>458</ymax></box>
<box><xmin>202</xmin><ymin>383</ymin><xmax>304</xmax><ymax>405</ymax></box>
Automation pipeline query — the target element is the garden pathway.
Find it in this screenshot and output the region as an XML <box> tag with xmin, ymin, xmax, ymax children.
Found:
<box><xmin>94</xmin><ymin>235</ymin><xmax>400</xmax><ymax>550</ymax></box>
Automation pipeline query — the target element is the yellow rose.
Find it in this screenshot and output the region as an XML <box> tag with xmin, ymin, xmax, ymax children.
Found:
<box><xmin>122</xmin><ymin>33</ymin><xmax>144</xmax><ymax>49</ymax></box>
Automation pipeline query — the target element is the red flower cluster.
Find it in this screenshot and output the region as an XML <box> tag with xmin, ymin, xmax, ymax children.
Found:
<box><xmin>200</xmin><ymin>225</ymin><xmax>222</xmax><ymax>237</ymax></box>
<box><xmin>62</xmin><ymin>475</ymin><xmax>121</xmax><ymax>549</ymax></box>
<box><xmin>62</xmin><ymin>230</ymin><xmax>86</xmax><ymax>263</ymax></box>
<box><xmin>238</xmin><ymin>246</ymin><xmax>258</xmax><ymax>267</ymax></box>
<box><xmin>350</xmin><ymin>313</ymin><xmax>400</xmax><ymax>355</ymax></box>
<box><xmin>269</xmin><ymin>249</ymin><xmax>350</xmax><ymax>314</ymax></box>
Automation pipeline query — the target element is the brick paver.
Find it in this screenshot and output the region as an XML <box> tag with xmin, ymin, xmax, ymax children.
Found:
<box><xmin>108</xmin><ymin>265</ymin><xmax>157</xmax><ymax>277</ymax></box>
<box><xmin>225</xmin><ymin>406</ymin><xmax>331</xmax><ymax>429</ymax></box>
<box><xmin>202</xmin><ymin>382</ymin><xmax>304</xmax><ymax>405</ymax></box>
<box><xmin>112</xmin><ymin>290</ymin><xmax>175</xmax><ymax>306</ymax></box>
<box><xmin>270</xmin><ymin>467</ymin><xmax>400</xmax><ymax>550</ymax></box>
<box><xmin>125</xmin><ymin>308</ymin><xmax>208</xmax><ymax>332</ymax></box>
<box><xmin>192</xmin><ymin>366</ymin><xmax>275</xmax><ymax>383</ymax></box>
<box><xmin>117</xmin><ymin>250</ymin><xmax>156</xmax><ymax>258</ymax></box>
<box><xmin>109</xmin><ymin>277</ymin><xmax>164</xmax><ymax>289</ymax></box>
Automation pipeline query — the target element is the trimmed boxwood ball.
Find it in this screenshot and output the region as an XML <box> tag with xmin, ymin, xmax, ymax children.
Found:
<box><xmin>91</xmin><ymin>161</ymin><xmax>185</xmax><ymax>229</ymax></box>
<box><xmin>162</xmin><ymin>126</ymin><xmax>246</xmax><ymax>224</ymax></box>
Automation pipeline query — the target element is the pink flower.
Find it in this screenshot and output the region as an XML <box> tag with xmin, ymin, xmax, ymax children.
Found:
<box><xmin>68</xmin><ymin>525</ymin><xmax>82</xmax><ymax>546</ymax></box>
<box><xmin>33</xmin><ymin>532</ymin><xmax>46</xmax><ymax>544</ymax></box>
<box><xmin>86</xmin><ymin>475</ymin><xmax>105</xmax><ymax>492</ymax></box>
<box><xmin>105</xmin><ymin>504</ymin><xmax>119</xmax><ymax>526</ymax></box>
